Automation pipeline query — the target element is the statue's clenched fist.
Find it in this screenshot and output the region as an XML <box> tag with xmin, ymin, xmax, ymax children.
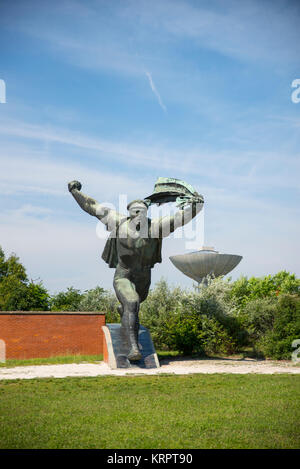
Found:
<box><xmin>68</xmin><ymin>180</ymin><xmax>82</xmax><ymax>192</ymax></box>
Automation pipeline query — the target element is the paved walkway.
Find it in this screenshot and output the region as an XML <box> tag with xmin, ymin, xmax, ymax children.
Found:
<box><xmin>0</xmin><ymin>358</ymin><xmax>299</xmax><ymax>380</ymax></box>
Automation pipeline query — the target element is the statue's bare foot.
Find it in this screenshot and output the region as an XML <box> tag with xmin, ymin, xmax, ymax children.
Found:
<box><xmin>127</xmin><ymin>347</ymin><xmax>142</xmax><ymax>361</ymax></box>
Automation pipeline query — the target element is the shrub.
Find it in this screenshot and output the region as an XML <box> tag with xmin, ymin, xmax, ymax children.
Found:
<box><xmin>140</xmin><ymin>277</ymin><xmax>244</xmax><ymax>355</ymax></box>
<box><xmin>139</xmin><ymin>278</ymin><xmax>184</xmax><ymax>350</ymax></box>
<box><xmin>165</xmin><ymin>309</ymin><xmax>205</xmax><ymax>355</ymax></box>
<box><xmin>77</xmin><ymin>287</ymin><xmax>120</xmax><ymax>322</ymax></box>
<box><xmin>257</xmin><ymin>294</ymin><xmax>300</xmax><ymax>359</ymax></box>
<box><xmin>189</xmin><ymin>277</ymin><xmax>247</xmax><ymax>351</ymax></box>
<box><xmin>165</xmin><ymin>309</ymin><xmax>236</xmax><ymax>356</ymax></box>
<box><xmin>239</xmin><ymin>297</ymin><xmax>278</xmax><ymax>344</ymax></box>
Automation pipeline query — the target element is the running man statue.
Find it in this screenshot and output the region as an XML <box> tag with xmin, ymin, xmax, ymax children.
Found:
<box><xmin>68</xmin><ymin>178</ymin><xmax>204</xmax><ymax>362</ymax></box>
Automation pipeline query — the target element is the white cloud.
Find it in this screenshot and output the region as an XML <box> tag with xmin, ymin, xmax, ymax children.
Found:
<box><xmin>0</xmin><ymin>149</ymin><xmax>150</xmax><ymax>202</ymax></box>
<box><xmin>1</xmin><ymin>118</ymin><xmax>299</xmax><ymax>196</ymax></box>
<box><xmin>124</xmin><ymin>0</ymin><xmax>300</xmax><ymax>65</ymax></box>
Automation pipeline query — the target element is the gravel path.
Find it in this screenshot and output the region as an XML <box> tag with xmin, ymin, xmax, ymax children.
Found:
<box><xmin>0</xmin><ymin>358</ymin><xmax>299</xmax><ymax>380</ymax></box>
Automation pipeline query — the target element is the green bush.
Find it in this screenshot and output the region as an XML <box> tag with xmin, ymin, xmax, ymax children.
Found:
<box><xmin>77</xmin><ymin>287</ymin><xmax>120</xmax><ymax>322</ymax></box>
<box><xmin>239</xmin><ymin>297</ymin><xmax>278</xmax><ymax>343</ymax></box>
<box><xmin>139</xmin><ymin>279</ymin><xmax>184</xmax><ymax>350</ymax></box>
<box><xmin>201</xmin><ymin>316</ymin><xmax>236</xmax><ymax>355</ymax></box>
<box><xmin>165</xmin><ymin>310</ymin><xmax>205</xmax><ymax>355</ymax></box>
<box><xmin>140</xmin><ymin>277</ymin><xmax>244</xmax><ymax>355</ymax></box>
<box><xmin>189</xmin><ymin>277</ymin><xmax>247</xmax><ymax>349</ymax></box>
<box><xmin>165</xmin><ymin>309</ymin><xmax>236</xmax><ymax>356</ymax></box>
<box><xmin>257</xmin><ymin>295</ymin><xmax>300</xmax><ymax>359</ymax></box>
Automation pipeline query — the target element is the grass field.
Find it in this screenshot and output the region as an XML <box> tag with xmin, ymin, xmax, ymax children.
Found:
<box><xmin>0</xmin><ymin>374</ymin><xmax>299</xmax><ymax>449</ymax></box>
<box><xmin>0</xmin><ymin>354</ymin><xmax>103</xmax><ymax>368</ymax></box>
<box><xmin>0</xmin><ymin>352</ymin><xmax>180</xmax><ymax>368</ymax></box>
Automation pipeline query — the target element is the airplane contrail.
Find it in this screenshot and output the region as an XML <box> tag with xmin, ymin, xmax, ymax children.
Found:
<box><xmin>145</xmin><ymin>71</ymin><xmax>167</xmax><ymax>113</ymax></box>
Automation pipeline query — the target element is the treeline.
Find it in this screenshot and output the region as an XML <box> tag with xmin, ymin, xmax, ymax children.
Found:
<box><xmin>1</xmin><ymin>246</ymin><xmax>299</xmax><ymax>360</ymax></box>
<box><xmin>0</xmin><ymin>247</ymin><xmax>118</xmax><ymax>316</ymax></box>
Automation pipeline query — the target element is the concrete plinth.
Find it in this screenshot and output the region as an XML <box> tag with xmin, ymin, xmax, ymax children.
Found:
<box><xmin>102</xmin><ymin>324</ymin><xmax>160</xmax><ymax>369</ymax></box>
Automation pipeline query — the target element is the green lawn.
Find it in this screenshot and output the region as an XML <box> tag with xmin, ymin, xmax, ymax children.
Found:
<box><xmin>0</xmin><ymin>374</ymin><xmax>299</xmax><ymax>449</ymax></box>
<box><xmin>0</xmin><ymin>354</ymin><xmax>103</xmax><ymax>368</ymax></box>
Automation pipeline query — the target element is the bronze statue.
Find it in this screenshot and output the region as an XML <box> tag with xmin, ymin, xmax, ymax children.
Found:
<box><xmin>68</xmin><ymin>178</ymin><xmax>203</xmax><ymax>362</ymax></box>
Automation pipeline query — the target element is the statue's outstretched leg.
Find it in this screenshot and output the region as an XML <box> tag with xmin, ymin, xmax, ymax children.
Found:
<box><xmin>114</xmin><ymin>276</ymin><xmax>142</xmax><ymax>361</ymax></box>
<box><xmin>126</xmin><ymin>301</ymin><xmax>142</xmax><ymax>361</ymax></box>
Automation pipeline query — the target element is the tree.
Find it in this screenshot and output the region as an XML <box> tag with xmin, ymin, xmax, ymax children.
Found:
<box><xmin>230</xmin><ymin>271</ymin><xmax>300</xmax><ymax>308</ymax></box>
<box><xmin>50</xmin><ymin>287</ymin><xmax>83</xmax><ymax>311</ymax></box>
<box><xmin>0</xmin><ymin>246</ymin><xmax>50</xmax><ymax>311</ymax></box>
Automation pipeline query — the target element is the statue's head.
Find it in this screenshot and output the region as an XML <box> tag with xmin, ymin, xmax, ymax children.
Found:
<box><xmin>127</xmin><ymin>199</ymin><xmax>149</xmax><ymax>220</ymax></box>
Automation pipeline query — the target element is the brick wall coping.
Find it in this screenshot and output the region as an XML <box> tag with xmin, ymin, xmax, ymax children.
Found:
<box><xmin>0</xmin><ymin>311</ymin><xmax>106</xmax><ymax>315</ymax></box>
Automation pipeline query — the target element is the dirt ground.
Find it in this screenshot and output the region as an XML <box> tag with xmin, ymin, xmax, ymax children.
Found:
<box><xmin>0</xmin><ymin>357</ymin><xmax>299</xmax><ymax>380</ymax></box>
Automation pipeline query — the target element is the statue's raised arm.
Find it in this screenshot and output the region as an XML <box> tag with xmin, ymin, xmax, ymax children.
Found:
<box><xmin>151</xmin><ymin>196</ymin><xmax>204</xmax><ymax>238</ymax></box>
<box><xmin>146</xmin><ymin>178</ymin><xmax>204</xmax><ymax>238</ymax></box>
<box><xmin>68</xmin><ymin>180</ymin><xmax>125</xmax><ymax>230</ymax></box>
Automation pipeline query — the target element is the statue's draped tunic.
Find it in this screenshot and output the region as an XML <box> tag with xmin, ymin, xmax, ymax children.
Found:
<box><xmin>102</xmin><ymin>217</ymin><xmax>162</xmax><ymax>269</ymax></box>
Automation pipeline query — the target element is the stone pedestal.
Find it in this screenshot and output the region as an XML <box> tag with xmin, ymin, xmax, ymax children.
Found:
<box><xmin>0</xmin><ymin>340</ymin><xmax>5</xmax><ymax>363</ymax></box>
<box><xmin>102</xmin><ymin>323</ymin><xmax>160</xmax><ymax>369</ymax></box>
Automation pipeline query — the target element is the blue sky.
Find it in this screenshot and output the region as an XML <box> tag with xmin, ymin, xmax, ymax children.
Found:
<box><xmin>0</xmin><ymin>0</ymin><xmax>299</xmax><ymax>293</ymax></box>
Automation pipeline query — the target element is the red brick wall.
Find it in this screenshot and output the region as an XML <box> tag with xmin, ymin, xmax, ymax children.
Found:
<box><xmin>0</xmin><ymin>312</ymin><xmax>105</xmax><ymax>359</ymax></box>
